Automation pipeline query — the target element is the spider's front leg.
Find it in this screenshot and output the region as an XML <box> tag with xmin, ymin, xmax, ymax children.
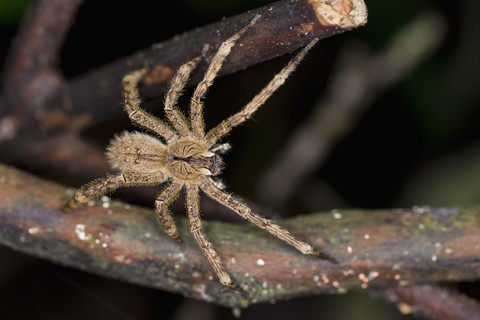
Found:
<box><xmin>205</xmin><ymin>38</ymin><xmax>319</xmax><ymax>146</ymax></box>
<box><xmin>190</xmin><ymin>14</ymin><xmax>261</xmax><ymax>138</ymax></box>
<box><xmin>200</xmin><ymin>177</ymin><xmax>338</xmax><ymax>263</ymax></box>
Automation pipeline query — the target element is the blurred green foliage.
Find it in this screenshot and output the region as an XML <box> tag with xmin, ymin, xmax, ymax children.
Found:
<box><xmin>0</xmin><ymin>0</ymin><xmax>31</xmax><ymax>25</ymax></box>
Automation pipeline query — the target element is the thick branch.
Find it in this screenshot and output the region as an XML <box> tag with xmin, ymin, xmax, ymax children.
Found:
<box><xmin>0</xmin><ymin>164</ymin><xmax>479</xmax><ymax>308</ymax></box>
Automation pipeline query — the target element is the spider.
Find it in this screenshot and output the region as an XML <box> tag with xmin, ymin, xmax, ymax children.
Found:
<box><xmin>65</xmin><ymin>15</ymin><xmax>336</xmax><ymax>292</ymax></box>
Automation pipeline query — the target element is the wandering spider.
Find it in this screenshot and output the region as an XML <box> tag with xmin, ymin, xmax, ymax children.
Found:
<box><xmin>66</xmin><ymin>15</ymin><xmax>336</xmax><ymax>291</ymax></box>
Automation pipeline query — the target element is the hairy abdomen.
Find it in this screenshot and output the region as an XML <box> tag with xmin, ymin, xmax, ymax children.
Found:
<box><xmin>106</xmin><ymin>132</ymin><xmax>168</xmax><ymax>173</ymax></box>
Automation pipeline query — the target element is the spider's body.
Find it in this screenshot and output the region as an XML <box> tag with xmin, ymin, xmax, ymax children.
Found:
<box><xmin>107</xmin><ymin>133</ymin><xmax>224</xmax><ymax>180</ymax></box>
<box><xmin>66</xmin><ymin>15</ymin><xmax>335</xmax><ymax>291</ymax></box>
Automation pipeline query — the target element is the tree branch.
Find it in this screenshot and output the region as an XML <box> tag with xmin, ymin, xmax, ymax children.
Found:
<box><xmin>1</xmin><ymin>164</ymin><xmax>479</xmax><ymax>308</ymax></box>
<box><xmin>2</xmin><ymin>134</ymin><xmax>109</xmax><ymax>182</ymax></box>
<box><xmin>0</xmin><ymin>0</ymin><xmax>83</xmax><ymax>142</ymax></box>
<box><xmin>0</xmin><ymin>0</ymin><xmax>367</xmax><ymax>138</ymax></box>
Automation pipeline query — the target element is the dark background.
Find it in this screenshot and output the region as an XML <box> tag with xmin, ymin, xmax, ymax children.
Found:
<box><xmin>1</xmin><ymin>0</ymin><xmax>479</xmax><ymax>319</ymax></box>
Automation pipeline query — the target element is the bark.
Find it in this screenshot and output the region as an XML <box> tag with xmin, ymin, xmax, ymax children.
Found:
<box><xmin>0</xmin><ymin>164</ymin><xmax>479</xmax><ymax>308</ymax></box>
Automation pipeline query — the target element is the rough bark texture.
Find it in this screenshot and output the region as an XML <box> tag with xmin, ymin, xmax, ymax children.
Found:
<box><xmin>0</xmin><ymin>164</ymin><xmax>479</xmax><ymax>308</ymax></box>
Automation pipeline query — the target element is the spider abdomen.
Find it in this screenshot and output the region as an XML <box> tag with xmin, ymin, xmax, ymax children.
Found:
<box><xmin>106</xmin><ymin>131</ymin><xmax>168</xmax><ymax>173</ymax></box>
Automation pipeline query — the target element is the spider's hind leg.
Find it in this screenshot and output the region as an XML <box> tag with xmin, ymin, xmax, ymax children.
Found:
<box><xmin>64</xmin><ymin>174</ymin><xmax>126</xmax><ymax>211</ymax></box>
<box><xmin>65</xmin><ymin>172</ymin><xmax>169</xmax><ymax>212</ymax></box>
<box><xmin>122</xmin><ymin>69</ymin><xmax>177</xmax><ymax>143</ymax></box>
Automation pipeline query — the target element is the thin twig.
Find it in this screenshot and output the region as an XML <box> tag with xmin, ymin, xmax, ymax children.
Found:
<box><xmin>375</xmin><ymin>285</ymin><xmax>480</xmax><ymax>320</ymax></box>
<box><xmin>1</xmin><ymin>164</ymin><xmax>479</xmax><ymax>308</ymax></box>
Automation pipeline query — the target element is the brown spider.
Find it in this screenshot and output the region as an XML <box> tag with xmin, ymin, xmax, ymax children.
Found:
<box><xmin>66</xmin><ymin>15</ymin><xmax>335</xmax><ymax>291</ymax></box>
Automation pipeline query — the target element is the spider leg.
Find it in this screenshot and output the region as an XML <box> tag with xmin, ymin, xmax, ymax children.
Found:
<box><xmin>185</xmin><ymin>183</ymin><xmax>245</xmax><ymax>293</ymax></box>
<box><xmin>164</xmin><ymin>57</ymin><xmax>202</xmax><ymax>137</ymax></box>
<box><xmin>199</xmin><ymin>177</ymin><xmax>337</xmax><ymax>263</ymax></box>
<box><xmin>155</xmin><ymin>181</ymin><xmax>184</xmax><ymax>244</ymax></box>
<box><xmin>190</xmin><ymin>14</ymin><xmax>261</xmax><ymax>139</ymax></box>
<box><xmin>65</xmin><ymin>171</ymin><xmax>169</xmax><ymax>211</ymax></box>
<box><xmin>205</xmin><ymin>38</ymin><xmax>319</xmax><ymax>146</ymax></box>
<box><xmin>123</xmin><ymin>69</ymin><xmax>178</xmax><ymax>143</ymax></box>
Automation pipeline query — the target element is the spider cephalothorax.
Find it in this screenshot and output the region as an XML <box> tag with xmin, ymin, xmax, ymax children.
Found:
<box><xmin>66</xmin><ymin>15</ymin><xmax>335</xmax><ymax>292</ymax></box>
